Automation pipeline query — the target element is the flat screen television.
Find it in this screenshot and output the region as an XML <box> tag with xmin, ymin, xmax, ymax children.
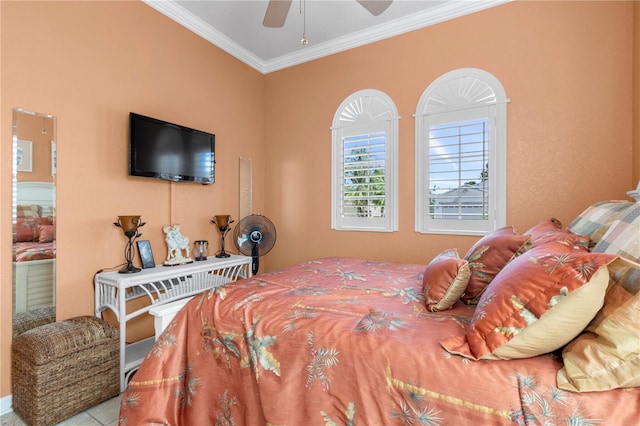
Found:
<box><xmin>129</xmin><ymin>112</ymin><xmax>215</xmax><ymax>184</ymax></box>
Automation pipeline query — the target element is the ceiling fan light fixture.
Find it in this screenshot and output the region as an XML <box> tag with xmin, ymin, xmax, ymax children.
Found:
<box><xmin>356</xmin><ymin>0</ymin><xmax>393</xmax><ymax>16</ymax></box>
<box><xmin>263</xmin><ymin>0</ymin><xmax>394</xmax><ymax>30</ymax></box>
<box><xmin>263</xmin><ymin>0</ymin><xmax>292</xmax><ymax>28</ymax></box>
<box><xmin>300</xmin><ymin>0</ymin><xmax>308</xmax><ymax>46</ymax></box>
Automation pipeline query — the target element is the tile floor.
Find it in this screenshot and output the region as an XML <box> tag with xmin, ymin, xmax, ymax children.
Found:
<box><xmin>0</xmin><ymin>395</ymin><xmax>121</xmax><ymax>426</ymax></box>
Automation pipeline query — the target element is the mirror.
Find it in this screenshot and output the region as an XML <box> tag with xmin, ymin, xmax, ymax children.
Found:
<box><xmin>12</xmin><ymin>108</ymin><xmax>57</xmax><ymax>322</ymax></box>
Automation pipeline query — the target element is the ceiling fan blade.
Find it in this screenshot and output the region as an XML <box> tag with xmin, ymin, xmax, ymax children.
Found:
<box><xmin>263</xmin><ymin>0</ymin><xmax>293</xmax><ymax>28</ymax></box>
<box><xmin>357</xmin><ymin>0</ymin><xmax>393</xmax><ymax>16</ymax></box>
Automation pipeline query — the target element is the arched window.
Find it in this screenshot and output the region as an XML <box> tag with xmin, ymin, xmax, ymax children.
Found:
<box><xmin>415</xmin><ymin>68</ymin><xmax>508</xmax><ymax>235</ymax></box>
<box><xmin>332</xmin><ymin>89</ymin><xmax>399</xmax><ymax>232</ymax></box>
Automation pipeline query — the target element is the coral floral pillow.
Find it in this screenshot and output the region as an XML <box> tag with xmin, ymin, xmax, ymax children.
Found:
<box><xmin>15</xmin><ymin>218</ymin><xmax>44</xmax><ymax>242</ymax></box>
<box><xmin>525</xmin><ymin>218</ymin><xmax>589</xmax><ymax>250</ymax></box>
<box><xmin>441</xmin><ymin>243</ymin><xmax>618</xmax><ymax>360</ymax></box>
<box><xmin>38</xmin><ymin>224</ymin><xmax>56</xmax><ymax>243</ymax></box>
<box><xmin>423</xmin><ymin>249</ymin><xmax>470</xmax><ymax>312</ymax></box>
<box><xmin>14</xmin><ymin>217</ymin><xmax>53</xmax><ymax>243</ymax></box>
<box><xmin>461</xmin><ymin>226</ymin><xmax>531</xmax><ymax>304</ymax></box>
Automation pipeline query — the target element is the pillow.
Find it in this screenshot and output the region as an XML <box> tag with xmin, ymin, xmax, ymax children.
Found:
<box><xmin>525</xmin><ymin>219</ymin><xmax>589</xmax><ymax>250</ymax></box>
<box><xmin>423</xmin><ymin>249</ymin><xmax>470</xmax><ymax>312</ymax></box>
<box><xmin>525</xmin><ymin>217</ymin><xmax>562</xmax><ymax>234</ymax></box>
<box><xmin>567</xmin><ymin>200</ymin><xmax>635</xmax><ymax>247</ymax></box>
<box><xmin>557</xmin><ymin>257</ymin><xmax>640</xmax><ymax>392</ymax></box>
<box><xmin>40</xmin><ymin>205</ymin><xmax>55</xmax><ymax>218</ymax></box>
<box><xmin>461</xmin><ymin>226</ymin><xmax>531</xmax><ymax>304</ymax></box>
<box><xmin>14</xmin><ymin>217</ymin><xmax>53</xmax><ymax>242</ymax></box>
<box><xmin>38</xmin><ymin>224</ymin><xmax>56</xmax><ymax>243</ymax></box>
<box><xmin>16</xmin><ymin>204</ymin><xmax>42</xmax><ymax>219</ymax></box>
<box><xmin>441</xmin><ymin>244</ymin><xmax>618</xmax><ymax>360</ymax></box>
<box><xmin>592</xmin><ymin>202</ymin><xmax>640</xmax><ymax>263</ymax></box>
<box><xmin>14</xmin><ymin>218</ymin><xmax>40</xmax><ymax>242</ymax></box>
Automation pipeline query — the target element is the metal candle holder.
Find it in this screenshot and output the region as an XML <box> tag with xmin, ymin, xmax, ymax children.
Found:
<box><xmin>114</xmin><ymin>215</ymin><xmax>145</xmax><ymax>273</ymax></box>
<box><xmin>211</xmin><ymin>215</ymin><xmax>234</xmax><ymax>258</ymax></box>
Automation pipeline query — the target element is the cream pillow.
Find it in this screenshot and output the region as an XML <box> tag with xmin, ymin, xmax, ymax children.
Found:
<box><xmin>557</xmin><ymin>257</ymin><xmax>640</xmax><ymax>392</ymax></box>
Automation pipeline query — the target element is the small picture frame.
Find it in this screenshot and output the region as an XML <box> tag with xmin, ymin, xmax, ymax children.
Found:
<box><xmin>137</xmin><ymin>240</ymin><xmax>155</xmax><ymax>269</ymax></box>
<box><xmin>16</xmin><ymin>140</ymin><xmax>33</xmax><ymax>172</ymax></box>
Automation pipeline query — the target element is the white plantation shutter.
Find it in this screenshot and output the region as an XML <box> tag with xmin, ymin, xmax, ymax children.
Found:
<box><xmin>332</xmin><ymin>90</ymin><xmax>398</xmax><ymax>232</ymax></box>
<box><xmin>415</xmin><ymin>69</ymin><xmax>508</xmax><ymax>235</ymax></box>
<box><xmin>427</xmin><ymin>115</ymin><xmax>489</xmax><ymax>222</ymax></box>
<box><xmin>342</xmin><ymin>132</ymin><xmax>386</xmax><ymax>219</ymax></box>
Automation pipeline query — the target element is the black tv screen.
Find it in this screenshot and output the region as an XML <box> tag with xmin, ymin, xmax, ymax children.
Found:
<box><xmin>129</xmin><ymin>112</ymin><xmax>215</xmax><ymax>184</ymax></box>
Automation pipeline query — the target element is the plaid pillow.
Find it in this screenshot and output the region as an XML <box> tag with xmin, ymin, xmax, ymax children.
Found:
<box><xmin>16</xmin><ymin>204</ymin><xmax>42</xmax><ymax>219</ymax></box>
<box><xmin>593</xmin><ymin>203</ymin><xmax>640</xmax><ymax>262</ymax></box>
<box><xmin>567</xmin><ymin>201</ymin><xmax>635</xmax><ymax>247</ymax></box>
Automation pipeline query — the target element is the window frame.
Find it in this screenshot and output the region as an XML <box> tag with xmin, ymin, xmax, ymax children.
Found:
<box><xmin>414</xmin><ymin>68</ymin><xmax>508</xmax><ymax>236</ymax></box>
<box><xmin>331</xmin><ymin>89</ymin><xmax>399</xmax><ymax>232</ymax></box>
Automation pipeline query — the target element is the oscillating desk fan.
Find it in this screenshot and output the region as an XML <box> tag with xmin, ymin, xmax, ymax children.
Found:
<box><xmin>233</xmin><ymin>215</ymin><xmax>276</xmax><ymax>275</ymax></box>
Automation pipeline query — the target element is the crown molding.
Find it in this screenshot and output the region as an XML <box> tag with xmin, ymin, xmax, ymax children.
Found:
<box><xmin>143</xmin><ymin>0</ymin><xmax>266</xmax><ymax>71</ymax></box>
<box><xmin>143</xmin><ymin>0</ymin><xmax>510</xmax><ymax>75</ymax></box>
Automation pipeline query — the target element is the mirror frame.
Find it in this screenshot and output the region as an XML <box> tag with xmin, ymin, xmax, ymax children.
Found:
<box><xmin>12</xmin><ymin>108</ymin><xmax>57</xmax><ymax>321</ymax></box>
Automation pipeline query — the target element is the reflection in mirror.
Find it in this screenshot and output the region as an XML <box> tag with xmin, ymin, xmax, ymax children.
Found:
<box><xmin>12</xmin><ymin>109</ymin><xmax>57</xmax><ymax>332</ymax></box>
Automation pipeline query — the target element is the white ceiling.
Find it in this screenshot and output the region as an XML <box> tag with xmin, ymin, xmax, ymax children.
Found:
<box><xmin>143</xmin><ymin>0</ymin><xmax>509</xmax><ymax>74</ymax></box>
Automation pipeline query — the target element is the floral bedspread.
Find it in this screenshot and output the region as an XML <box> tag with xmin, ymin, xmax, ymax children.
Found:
<box><xmin>119</xmin><ymin>257</ymin><xmax>639</xmax><ymax>425</ymax></box>
<box><xmin>13</xmin><ymin>241</ymin><xmax>55</xmax><ymax>262</ymax></box>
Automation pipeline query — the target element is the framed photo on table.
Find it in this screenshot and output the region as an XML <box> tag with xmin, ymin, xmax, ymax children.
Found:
<box><xmin>137</xmin><ymin>240</ymin><xmax>156</xmax><ymax>269</ymax></box>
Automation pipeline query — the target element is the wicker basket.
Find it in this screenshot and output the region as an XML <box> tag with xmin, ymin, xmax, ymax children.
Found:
<box><xmin>12</xmin><ymin>316</ymin><xmax>119</xmax><ymax>426</ymax></box>
<box><xmin>12</xmin><ymin>305</ymin><xmax>55</xmax><ymax>338</ymax></box>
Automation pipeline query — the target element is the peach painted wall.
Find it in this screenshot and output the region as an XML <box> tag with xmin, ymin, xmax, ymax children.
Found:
<box><xmin>1</xmin><ymin>1</ymin><xmax>265</xmax><ymax>398</ymax></box>
<box><xmin>0</xmin><ymin>0</ymin><xmax>638</xmax><ymax>400</ymax></box>
<box><xmin>263</xmin><ymin>0</ymin><xmax>637</xmax><ymax>272</ymax></box>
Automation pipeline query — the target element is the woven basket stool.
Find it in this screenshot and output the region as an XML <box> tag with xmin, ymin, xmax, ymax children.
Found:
<box><xmin>12</xmin><ymin>316</ymin><xmax>119</xmax><ymax>426</ymax></box>
<box><xmin>12</xmin><ymin>306</ymin><xmax>56</xmax><ymax>339</ymax></box>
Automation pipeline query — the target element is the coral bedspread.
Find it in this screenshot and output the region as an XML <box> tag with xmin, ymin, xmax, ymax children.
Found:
<box><xmin>120</xmin><ymin>257</ymin><xmax>639</xmax><ymax>425</ymax></box>
<box><xmin>12</xmin><ymin>241</ymin><xmax>55</xmax><ymax>262</ymax></box>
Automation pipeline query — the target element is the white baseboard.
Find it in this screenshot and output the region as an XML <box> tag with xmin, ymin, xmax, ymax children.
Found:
<box><xmin>0</xmin><ymin>394</ymin><xmax>13</xmax><ymax>416</ymax></box>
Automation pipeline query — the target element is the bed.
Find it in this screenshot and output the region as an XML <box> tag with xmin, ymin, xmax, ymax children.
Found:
<box><xmin>119</xmin><ymin>197</ymin><xmax>640</xmax><ymax>425</ymax></box>
<box><xmin>13</xmin><ymin>181</ymin><xmax>56</xmax><ymax>313</ymax></box>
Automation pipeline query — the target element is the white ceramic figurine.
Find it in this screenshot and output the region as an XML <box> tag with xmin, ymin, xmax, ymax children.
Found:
<box><xmin>163</xmin><ymin>224</ymin><xmax>192</xmax><ymax>265</ymax></box>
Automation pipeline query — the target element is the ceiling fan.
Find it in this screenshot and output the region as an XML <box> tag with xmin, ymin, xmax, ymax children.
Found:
<box><xmin>263</xmin><ymin>0</ymin><xmax>393</xmax><ymax>28</ymax></box>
